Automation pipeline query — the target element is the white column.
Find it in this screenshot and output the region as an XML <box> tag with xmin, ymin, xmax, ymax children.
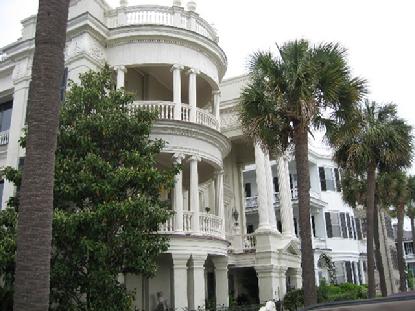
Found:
<box><xmin>189</xmin><ymin>254</ymin><xmax>207</xmax><ymax>310</ymax></box>
<box><xmin>277</xmin><ymin>267</ymin><xmax>288</xmax><ymax>299</ymax></box>
<box><xmin>254</xmin><ymin>142</ymin><xmax>271</xmax><ymax>231</ymax></box>
<box><xmin>256</xmin><ymin>265</ymin><xmax>279</xmax><ymax>303</ymax></box>
<box><xmin>213</xmin><ymin>90</ymin><xmax>221</xmax><ymax>128</ymax></box>
<box><xmin>188</xmin><ymin>68</ymin><xmax>198</xmax><ymax>122</ymax></box>
<box><xmin>292</xmin><ymin>269</ymin><xmax>302</xmax><ymax>289</ymax></box>
<box><xmin>277</xmin><ymin>154</ymin><xmax>295</xmax><ymax>237</ymax></box>
<box><xmin>172</xmin><ymin>253</ymin><xmax>189</xmax><ymax>310</ymax></box>
<box><xmin>264</xmin><ymin>152</ymin><xmax>278</xmax><ymax>231</ymax></box>
<box><xmin>2</xmin><ymin>76</ymin><xmax>30</xmax><ymax>209</ymax></box>
<box><xmin>115</xmin><ymin>65</ymin><xmax>127</xmax><ymax>89</ymax></box>
<box><xmin>190</xmin><ymin>155</ymin><xmax>201</xmax><ymax>232</ymax></box>
<box><xmin>173</xmin><ymin>153</ymin><xmax>185</xmax><ymax>232</ymax></box>
<box><xmin>171</xmin><ymin>64</ymin><xmax>183</xmax><ymax>120</ymax></box>
<box><xmin>359</xmin><ymin>260</ymin><xmax>366</xmax><ymax>284</ymax></box>
<box><xmin>215</xmin><ymin>169</ymin><xmax>224</xmax><ymax>218</ymax></box>
<box><xmin>213</xmin><ymin>256</ymin><xmax>229</xmax><ymax>307</ymax></box>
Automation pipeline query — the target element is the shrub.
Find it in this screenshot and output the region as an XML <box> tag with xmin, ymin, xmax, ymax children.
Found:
<box><xmin>283</xmin><ymin>289</ymin><xmax>304</xmax><ymax>311</ymax></box>
<box><xmin>408</xmin><ymin>270</ymin><xmax>414</xmax><ymax>290</ymax></box>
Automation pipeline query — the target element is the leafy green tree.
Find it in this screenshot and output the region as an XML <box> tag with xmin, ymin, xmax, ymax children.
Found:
<box><xmin>239</xmin><ymin>39</ymin><xmax>366</xmax><ymax>305</ymax></box>
<box><xmin>329</xmin><ymin>101</ymin><xmax>413</xmax><ymax>297</ymax></box>
<box><xmin>0</xmin><ymin>66</ymin><xmax>178</xmax><ymax>310</ymax></box>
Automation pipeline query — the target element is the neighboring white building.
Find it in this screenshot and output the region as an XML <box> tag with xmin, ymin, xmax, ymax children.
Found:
<box><xmin>0</xmin><ymin>0</ymin><xmax>400</xmax><ymax>309</ymax></box>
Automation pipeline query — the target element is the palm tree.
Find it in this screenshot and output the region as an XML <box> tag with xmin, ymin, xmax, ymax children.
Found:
<box><xmin>329</xmin><ymin>101</ymin><xmax>413</xmax><ymax>297</ymax></box>
<box><xmin>341</xmin><ymin>170</ymin><xmax>388</xmax><ymax>296</ymax></box>
<box><xmin>239</xmin><ymin>40</ymin><xmax>366</xmax><ymax>305</ymax></box>
<box><xmin>407</xmin><ymin>176</ymin><xmax>415</xmax><ymax>257</ymax></box>
<box><xmin>378</xmin><ymin>171</ymin><xmax>409</xmax><ymax>292</ymax></box>
<box><xmin>13</xmin><ymin>0</ymin><xmax>70</xmax><ymax>310</ymax></box>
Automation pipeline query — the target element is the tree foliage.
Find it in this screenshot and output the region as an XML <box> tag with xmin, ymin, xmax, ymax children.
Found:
<box><xmin>0</xmin><ymin>66</ymin><xmax>178</xmax><ymax>310</ymax></box>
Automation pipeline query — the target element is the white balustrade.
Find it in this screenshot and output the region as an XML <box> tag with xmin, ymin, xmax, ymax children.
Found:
<box><xmin>0</xmin><ymin>130</ymin><xmax>9</xmax><ymax>145</ymax></box>
<box><xmin>159</xmin><ymin>215</ymin><xmax>175</xmax><ymax>232</ymax></box>
<box><xmin>106</xmin><ymin>5</ymin><xmax>218</xmax><ymax>42</ymax></box>
<box><xmin>199</xmin><ymin>213</ymin><xmax>223</xmax><ymax>237</ymax></box>
<box><xmin>245</xmin><ymin>196</ymin><xmax>258</xmax><ymax>209</ymax></box>
<box><xmin>196</xmin><ymin>109</ymin><xmax>219</xmax><ymax>130</ymax></box>
<box><xmin>243</xmin><ymin>233</ymin><xmax>256</xmax><ymax>250</ymax></box>
<box><xmin>132</xmin><ymin>101</ymin><xmax>218</xmax><ymax>130</ymax></box>
<box><xmin>183</xmin><ymin>211</ymin><xmax>193</xmax><ymax>232</ymax></box>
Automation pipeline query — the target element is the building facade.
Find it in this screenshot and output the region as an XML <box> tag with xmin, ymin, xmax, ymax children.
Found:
<box><xmin>0</xmin><ymin>0</ymin><xmax>399</xmax><ymax>309</ymax></box>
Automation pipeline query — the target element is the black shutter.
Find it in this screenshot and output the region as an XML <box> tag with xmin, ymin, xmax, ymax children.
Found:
<box><xmin>346</xmin><ymin>214</ymin><xmax>353</xmax><ymax>238</ymax></box>
<box><xmin>345</xmin><ymin>261</ymin><xmax>353</xmax><ymax>283</ymax></box>
<box><xmin>311</xmin><ymin>216</ymin><xmax>316</xmax><ymax>237</ymax></box>
<box><xmin>356</xmin><ymin>218</ymin><xmax>363</xmax><ymax>240</ymax></box>
<box><xmin>325</xmin><ymin>212</ymin><xmax>333</xmax><ymax>238</ymax></box>
<box><xmin>351</xmin><ymin>217</ymin><xmax>357</xmax><ymax>239</ymax></box>
<box><xmin>289</xmin><ymin>174</ymin><xmax>293</xmax><ymax>189</ymax></box>
<box><xmin>319</xmin><ymin>167</ymin><xmax>327</xmax><ymax>191</ymax></box>
<box><xmin>273</xmin><ymin>177</ymin><xmax>279</xmax><ymax>193</ymax></box>
<box><xmin>334</xmin><ymin>168</ymin><xmax>341</xmax><ymax>192</ymax></box>
<box><xmin>340</xmin><ymin>213</ymin><xmax>347</xmax><ymax>238</ymax></box>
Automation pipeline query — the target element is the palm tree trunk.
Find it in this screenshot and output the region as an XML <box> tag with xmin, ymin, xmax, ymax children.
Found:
<box><xmin>13</xmin><ymin>1</ymin><xmax>70</xmax><ymax>310</ymax></box>
<box><xmin>366</xmin><ymin>163</ymin><xmax>376</xmax><ymax>298</ymax></box>
<box><xmin>373</xmin><ymin>203</ymin><xmax>388</xmax><ymax>296</ymax></box>
<box><xmin>397</xmin><ymin>202</ymin><xmax>407</xmax><ymax>292</ymax></box>
<box><xmin>293</xmin><ymin>124</ymin><xmax>317</xmax><ymax>306</ymax></box>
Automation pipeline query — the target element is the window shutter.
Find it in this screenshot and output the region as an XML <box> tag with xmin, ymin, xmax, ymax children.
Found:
<box><xmin>356</xmin><ymin>218</ymin><xmax>363</xmax><ymax>240</ymax></box>
<box><xmin>319</xmin><ymin>167</ymin><xmax>327</xmax><ymax>191</ymax></box>
<box><xmin>334</xmin><ymin>168</ymin><xmax>341</xmax><ymax>192</ymax></box>
<box><xmin>311</xmin><ymin>216</ymin><xmax>316</xmax><ymax>237</ymax></box>
<box><xmin>351</xmin><ymin>262</ymin><xmax>357</xmax><ymax>284</ymax></box>
<box><xmin>346</xmin><ymin>214</ymin><xmax>353</xmax><ymax>238</ymax></box>
<box><xmin>325</xmin><ymin>212</ymin><xmax>332</xmax><ymax>238</ymax></box>
<box><xmin>351</xmin><ymin>217</ymin><xmax>357</xmax><ymax>239</ymax></box>
<box><xmin>340</xmin><ymin>213</ymin><xmax>347</xmax><ymax>238</ymax></box>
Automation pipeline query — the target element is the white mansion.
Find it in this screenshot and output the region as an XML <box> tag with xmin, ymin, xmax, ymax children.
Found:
<box><xmin>0</xmin><ymin>0</ymin><xmax>401</xmax><ymax>309</ymax></box>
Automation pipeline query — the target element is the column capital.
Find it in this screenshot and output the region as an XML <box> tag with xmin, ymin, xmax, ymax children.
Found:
<box><xmin>212</xmin><ymin>256</ymin><xmax>228</xmax><ymax>269</ymax></box>
<box><xmin>172</xmin><ymin>153</ymin><xmax>185</xmax><ymax>163</ymax></box>
<box><xmin>212</xmin><ymin>90</ymin><xmax>221</xmax><ymax>96</ymax></box>
<box><xmin>170</xmin><ymin>64</ymin><xmax>184</xmax><ymax>72</ymax></box>
<box><xmin>191</xmin><ymin>253</ymin><xmax>207</xmax><ymax>266</ymax></box>
<box><xmin>189</xmin><ymin>154</ymin><xmax>201</xmax><ymax>162</ymax></box>
<box><xmin>172</xmin><ymin>253</ymin><xmax>190</xmax><ymax>266</ymax></box>
<box><xmin>114</xmin><ymin>65</ymin><xmax>127</xmax><ymax>73</ymax></box>
<box><xmin>187</xmin><ymin>68</ymin><xmax>200</xmax><ymax>75</ymax></box>
<box><xmin>214</xmin><ymin>169</ymin><xmax>225</xmax><ymax>177</ymax></box>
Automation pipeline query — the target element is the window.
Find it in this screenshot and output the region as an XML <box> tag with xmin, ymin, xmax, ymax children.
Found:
<box><xmin>277</xmin><ymin>220</ymin><xmax>282</xmax><ymax>232</ymax></box>
<box><xmin>311</xmin><ymin>216</ymin><xmax>316</xmax><ymax>237</ymax></box>
<box><xmin>294</xmin><ymin>217</ymin><xmax>298</xmax><ymax>236</ymax></box>
<box><xmin>244</xmin><ymin>183</ymin><xmax>251</xmax><ymax>197</ymax></box>
<box><xmin>334</xmin><ymin>168</ymin><xmax>341</xmax><ymax>192</ymax></box>
<box><xmin>247</xmin><ymin>224</ymin><xmax>254</xmax><ymax>234</ymax></box>
<box><xmin>0</xmin><ymin>101</ymin><xmax>13</xmax><ymax>132</ymax></box>
<box><xmin>340</xmin><ymin>213</ymin><xmax>348</xmax><ymax>238</ymax></box>
<box><xmin>319</xmin><ymin>167</ymin><xmax>335</xmax><ymax>191</ymax></box>
<box><xmin>404</xmin><ymin>242</ymin><xmax>414</xmax><ymax>255</ymax></box>
<box><xmin>273</xmin><ymin>177</ymin><xmax>279</xmax><ymax>193</ymax></box>
<box><xmin>326</xmin><ymin>212</ymin><xmax>342</xmax><ymax>238</ymax></box>
<box><xmin>351</xmin><ymin>217</ymin><xmax>357</xmax><ymax>240</ymax></box>
<box><xmin>345</xmin><ymin>261</ymin><xmax>353</xmax><ymax>283</ymax></box>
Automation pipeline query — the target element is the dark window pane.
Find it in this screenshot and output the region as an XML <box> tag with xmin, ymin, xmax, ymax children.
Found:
<box><xmin>294</xmin><ymin>217</ymin><xmax>298</xmax><ymax>236</ymax></box>
<box><xmin>319</xmin><ymin>167</ymin><xmax>326</xmax><ymax>191</ymax></box>
<box><xmin>0</xmin><ymin>101</ymin><xmax>13</xmax><ymax>132</ymax></box>
<box><xmin>345</xmin><ymin>261</ymin><xmax>353</xmax><ymax>283</ymax></box>
<box><xmin>311</xmin><ymin>215</ymin><xmax>316</xmax><ymax>237</ymax></box>
<box><xmin>244</xmin><ymin>183</ymin><xmax>251</xmax><ymax>197</ymax></box>
<box><xmin>334</xmin><ymin>168</ymin><xmax>341</xmax><ymax>192</ymax></box>
<box><xmin>273</xmin><ymin>177</ymin><xmax>279</xmax><ymax>193</ymax></box>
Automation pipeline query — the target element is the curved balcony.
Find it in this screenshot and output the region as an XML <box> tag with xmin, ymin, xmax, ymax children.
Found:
<box><xmin>159</xmin><ymin>211</ymin><xmax>224</xmax><ymax>239</ymax></box>
<box><xmin>131</xmin><ymin>101</ymin><xmax>219</xmax><ymax>130</ymax></box>
<box><xmin>106</xmin><ymin>4</ymin><xmax>218</xmax><ymax>43</ymax></box>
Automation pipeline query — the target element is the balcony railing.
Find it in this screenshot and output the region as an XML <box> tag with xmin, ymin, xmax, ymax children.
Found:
<box><xmin>245</xmin><ymin>188</ymin><xmax>321</xmax><ymax>209</ymax></box>
<box><xmin>0</xmin><ymin>130</ymin><xmax>9</xmax><ymax>145</ymax></box>
<box><xmin>159</xmin><ymin>211</ymin><xmax>224</xmax><ymax>238</ymax></box>
<box><xmin>243</xmin><ymin>233</ymin><xmax>256</xmax><ymax>250</ymax></box>
<box><xmin>131</xmin><ymin>101</ymin><xmax>219</xmax><ymax>130</ymax></box>
<box><xmin>105</xmin><ymin>5</ymin><xmax>218</xmax><ymax>42</ymax></box>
